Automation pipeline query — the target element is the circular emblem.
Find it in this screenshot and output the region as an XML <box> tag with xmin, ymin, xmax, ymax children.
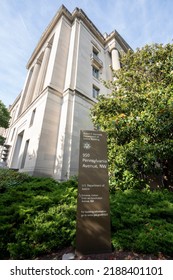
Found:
<box><xmin>83</xmin><ymin>142</ymin><xmax>91</xmax><ymax>150</ymax></box>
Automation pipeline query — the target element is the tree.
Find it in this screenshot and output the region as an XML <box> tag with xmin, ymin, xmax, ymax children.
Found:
<box><xmin>0</xmin><ymin>100</ymin><xmax>10</xmax><ymax>145</ymax></box>
<box><xmin>91</xmin><ymin>43</ymin><xmax>173</xmax><ymax>190</ymax></box>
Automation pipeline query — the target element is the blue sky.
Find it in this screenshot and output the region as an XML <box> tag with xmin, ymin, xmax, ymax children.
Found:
<box><xmin>0</xmin><ymin>0</ymin><xmax>173</xmax><ymax>107</ymax></box>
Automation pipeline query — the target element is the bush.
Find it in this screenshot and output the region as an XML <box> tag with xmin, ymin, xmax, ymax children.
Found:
<box><xmin>0</xmin><ymin>169</ymin><xmax>77</xmax><ymax>259</ymax></box>
<box><xmin>0</xmin><ymin>169</ymin><xmax>30</xmax><ymax>192</ymax></box>
<box><xmin>110</xmin><ymin>189</ymin><xmax>173</xmax><ymax>256</ymax></box>
<box><xmin>1</xmin><ymin>169</ymin><xmax>173</xmax><ymax>259</ymax></box>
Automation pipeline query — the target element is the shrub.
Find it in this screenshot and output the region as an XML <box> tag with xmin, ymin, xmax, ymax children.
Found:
<box><xmin>1</xmin><ymin>169</ymin><xmax>173</xmax><ymax>259</ymax></box>
<box><xmin>0</xmin><ymin>169</ymin><xmax>77</xmax><ymax>259</ymax></box>
<box><xmin>110</xmin><ymin>189</ymin><xmax>173</xmax><ymax>256</ymax></box>
<box><xmin>0</xmin><ymin>169</ymin><xmax>30</xmax><ymax>192</ymax></box>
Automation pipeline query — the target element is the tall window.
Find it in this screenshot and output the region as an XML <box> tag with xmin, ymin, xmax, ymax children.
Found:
<box><xmin>92</xmin><ymin>66</ymin><xmax>99</xmax><ymax>79</ymax></box>
<box><xmin>93</xmin><ymin>47</ymin><xmax>99</xmax><ymax>57</ymax></box>
<box><xmin>21</xmin><ymin>139</ymin><xmax>29</xmax><ymax>169</ymax></box>
<box><xmin>90</xmin><ymin>46</ymin><xmax>103</xmax><ymax>69</ymax></box>
<box><xmin>30</xmin><ymin>108</ymin><xmax>36</xmax><ymax>126</ymax></box>
<box><xmin>11</xmin><ymin>130</ymin><xmax>24</xmax><ymax>168</ymax></box>
<box><xmin>92</xmin><ymin>85</ymin><xmax>100</xmax><ymax>99</ymax></box>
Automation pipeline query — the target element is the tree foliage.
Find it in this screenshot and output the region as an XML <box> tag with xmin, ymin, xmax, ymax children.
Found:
<box><xmin>91</xmin><ymin>43</ymin><xmax>173</xmax><ymax>190</ymax></box>
<box><xmin>0</xmin><ymin>136</ymin><xmax>5</xmax><ymax>146</ymax></box>
<box><xmin>0</xmin><ymin>100</ymin><xmax>10</xmax><ymax>145</ymax></box>
<box><xmin>0</xmin><ymin>100</ymin><xmax>10</xmax><ymax>129</ymax></box>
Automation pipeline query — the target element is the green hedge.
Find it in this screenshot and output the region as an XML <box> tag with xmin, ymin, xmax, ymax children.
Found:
<box><xmin>110</xmin><ymin>189</ymin><xmax>173</xmax><ymax>256</ymax></box>
<box><xmin>0</xmin><ymin>169</ymin><xmax>173</xmax><ymax>259</ymax></box>
<box><xmin>0</xmin><ymin>169</ymin><xmax>77</xmax><ymax>259</ymax></box>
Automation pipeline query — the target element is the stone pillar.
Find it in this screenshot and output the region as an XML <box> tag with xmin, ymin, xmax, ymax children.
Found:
<box><xmin>23</xmin><ymin>59</ymin><xmax>41</xmax><ymax>110</ymax></box>
<box><xmin>111</xmin><ymin>48</ymin><xmax>120</xmax><ymax>71</ymax></box>
<box><xmin>17</xmin><ymin>70</ymin><xmax>32</xmax><ymax>116</ymax></box>
<box><xmin>32</xmin><ymin>42</ymin><xmax>52</xmax><ymax>101</ymax></box>
<box><xmin>54</xmin><ymin>91</ymin><xmax>75</xmax><ymax>180</ymax></box>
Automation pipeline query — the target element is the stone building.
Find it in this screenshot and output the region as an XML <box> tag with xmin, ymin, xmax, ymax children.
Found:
<box><xmin>1</xmin><ymin>5</ymin><xmax>131</xmax><ymax>180</ymax></box>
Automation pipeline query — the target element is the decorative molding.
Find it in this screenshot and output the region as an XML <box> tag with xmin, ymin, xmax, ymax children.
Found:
<box><xmin>26</xmin><ymin>5</ymin><xmax>132</xmax><ymax>69</ymax></box>
<box><xmin>90</xmin><ymin>53</ymin><xmax>103</xmax><ymax>69</ymax></box>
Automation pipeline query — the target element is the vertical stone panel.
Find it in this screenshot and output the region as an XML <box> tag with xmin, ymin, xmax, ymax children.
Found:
<box><xmin>32</xmin><ymin>42</ymin><xmax>52</xmax><ymax>100</ymax></box>
<box><xmin>22</xmin><ymin>59</ymin><xmax>41</xmax><ymax>110</ymax></box>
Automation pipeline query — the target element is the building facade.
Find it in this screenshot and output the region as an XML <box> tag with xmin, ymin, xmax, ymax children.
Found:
<box><xmin>1</xmin><ymin>5</ymin><xmax>131</xmax><ymax>180</ymax></box>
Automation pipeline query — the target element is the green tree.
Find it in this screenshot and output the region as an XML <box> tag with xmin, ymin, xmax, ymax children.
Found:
<box><xmin>91</xmin><ymin>43</ymin><xmax>173</xmax><ymax>190</ymax></box>
<box><xmin>0</xmin><ymin>100</ymin><xmax>10</xmax><ymax>145</ymax></box>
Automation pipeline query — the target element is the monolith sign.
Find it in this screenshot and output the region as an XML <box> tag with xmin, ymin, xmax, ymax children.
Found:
<box><xmin>76</xmin><ymin>130</ymin><xmax>112</xmax><ymax>255</ymax></box>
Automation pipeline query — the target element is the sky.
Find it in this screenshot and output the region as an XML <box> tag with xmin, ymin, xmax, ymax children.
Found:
<box><xmin>0</xmin><ymin>0</ymin><xmax>173</xmax><ymax>107</ymax></box>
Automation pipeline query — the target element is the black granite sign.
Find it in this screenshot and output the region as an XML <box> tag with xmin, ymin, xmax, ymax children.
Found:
<box><xmin>76</xmin><ymin>130</ymin><xmax>112</xmax><ymax>255</ymax></box>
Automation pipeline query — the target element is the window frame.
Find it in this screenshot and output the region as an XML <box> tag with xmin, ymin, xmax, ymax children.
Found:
<box><xmin>29</xmin><ymin>108</ymin><xmax>36</xmax><ymax>127</ymax></box>
<box><xmin>92</xmin><ymin>66</ymin><xmax>99</xmax><ymax>79</ymax></box>
<box><xmin>92</xmin><ymin>85</ymin><xmax>100</xmax><ymax>99</ymax></box>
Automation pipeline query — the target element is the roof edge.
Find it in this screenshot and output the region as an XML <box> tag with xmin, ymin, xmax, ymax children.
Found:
<box><xmin>26</xmin><ymin>5</ymin><xmax>132</xmax><ymax>68</ymax></box>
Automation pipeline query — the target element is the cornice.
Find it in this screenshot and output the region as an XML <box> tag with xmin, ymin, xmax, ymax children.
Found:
<box><xmin>9</xmin><ymin>92</ymin><xmax>21</xmax><ymax>111</ymax></box>
<box><xmin>72</xmin><ymin>8</ymin><xmax>105</xmax><ymax>44</ymax></box>
<box><xmin>105</xmin><ymin>30</ymin><xmax>132</xmax><ymax>52</ymax></box>
<box><xmin>27</xmin><ymin>5</ymin><xmax>71</xmax><ymax>68</ymax></box>
<box><xmin>26</xmin><ymin>5</ymin><xmax>132</xmax><ymax>69</ymax></box>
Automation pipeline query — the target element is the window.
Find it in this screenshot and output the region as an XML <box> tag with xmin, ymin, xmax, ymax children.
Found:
<box><xmin>90</xmin><ymin>46</ymin><xmax>103</xmax><ymax>69</ymax></box>
<box><xmin>30</xmin><ymin>109</ymin><xmax>36</xmax><ymax>126</ymax></box>
<box><xmin>11</xmin><ymin>130</ymin><xmax>24</xmax><ymax>168</ymax></box>
<box><xmin>21</xmin><ymin>139</ymin><xmax>29</xmax><ymax>169</ymax></box>
<box><xmin>93</xmin><ymin>47</ymin><xmax>99</xmax><ymax>57</ymax></box>
<box><xmin>92</xmin><ymin>66</ymin><xmax>99</xmax><ymax>79</ymax></box>
<box><xmin>92</xmin><ymin>85</ymin><xmax>100</xmax><ymax>99</ymax></box>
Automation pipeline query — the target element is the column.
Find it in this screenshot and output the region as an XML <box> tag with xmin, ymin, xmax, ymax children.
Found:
<box><xmin>54</xmin><ymin>91</ymin><xmax>75</xmax><ymax>180</ymax></box>
<box><xmin>18</xmin><ymin>70</ymin><xmax>33</xmax><ymax>115</ymax></box>
<box><xmin>32</xmin><ymin>42</ymin><xmax>52</xmax><ymax>101</ymax></box>
<box><xmin>23</xmin><ymin>59</ymin><xmax>41</xmax><ymax>110</ymax></box>
<box><xmin>111</xmin><ymin>48</ymin><xmax>120</xmax><ymax>71</ymax></box>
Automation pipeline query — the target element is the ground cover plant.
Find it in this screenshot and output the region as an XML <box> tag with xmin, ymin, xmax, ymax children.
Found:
<box><xmin>0</xmin><ymin>168</ymin><xmax>173</xmax><ymax>259</ymax></box>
